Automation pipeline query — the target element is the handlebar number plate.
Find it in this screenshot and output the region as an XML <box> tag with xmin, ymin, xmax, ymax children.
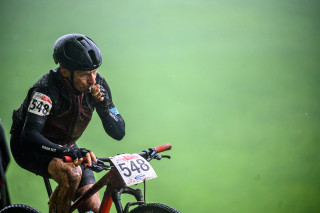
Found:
<box><xmin>110</xmin><ymin>154</ymin><xmax>157</xmax><ymax>186</ymax></box>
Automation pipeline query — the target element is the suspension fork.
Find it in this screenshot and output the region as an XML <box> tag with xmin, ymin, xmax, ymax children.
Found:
<box><xmin>100</xmin><ymin>169</ymin><xmax>145</xmax><ymax>213</ymax></box>
<box><xmin>111</xmin><ymin>186</ymin><xmax>145</xmax><ymax>213</ymax></box>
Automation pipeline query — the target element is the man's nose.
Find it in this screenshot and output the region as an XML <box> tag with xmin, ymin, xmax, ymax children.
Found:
<box><xmin>89</xmin><ymin>73</ymin><xmax>96</xmax><ymax>85</ymax></box>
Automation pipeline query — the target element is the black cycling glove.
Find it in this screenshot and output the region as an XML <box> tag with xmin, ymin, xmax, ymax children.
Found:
<box><xmin>60</xmin><ymin>147</ymin><xmax>90</xmax><ymax>160</ymax></box>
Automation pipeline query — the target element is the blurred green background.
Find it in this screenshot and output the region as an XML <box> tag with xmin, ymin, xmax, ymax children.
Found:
<box><xmin>1</xmin><ymin>0</ymin><xmax>320</xmax><ymax>212</ymax></box>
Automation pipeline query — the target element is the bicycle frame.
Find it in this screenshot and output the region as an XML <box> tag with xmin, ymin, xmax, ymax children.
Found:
<box><xmin>70</xmin><ymin>167</ymin><xmax>144</xmax><ymax>213</ymax></box>
<box><xmin>44</xmin><ymin>144</ymin><xmax>172</xmax><ymax>213</ymax></box>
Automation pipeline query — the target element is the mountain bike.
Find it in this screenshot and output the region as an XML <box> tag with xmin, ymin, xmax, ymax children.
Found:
<box><xmin>0</xmin><ymin>144</ymin><xmax>180</xmax><ymax>213</ymax></box>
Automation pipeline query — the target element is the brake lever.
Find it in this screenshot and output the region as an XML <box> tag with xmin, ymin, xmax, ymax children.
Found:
<box><xmin>142</xmin><ymin>149</ymin><xmax>171</xmax><ymax>161</ymax></box>
<box><xmin>87</xmin><ymin>159</ymin><xmax>111</xmax><ymax>172</ymax></box>
<box><xmin>148</xmin><ymin>153</ymin><xmax>171</xmax><ymax>161</ymax></box>
<box><xmin>155</xmin><ymin>155</ymin><xmax>171</xmax><ymax>160</ymax></box>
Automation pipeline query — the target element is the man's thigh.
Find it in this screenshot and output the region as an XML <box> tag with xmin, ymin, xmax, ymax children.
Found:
<box><xmin>11</xmin><ymin>134</ymin><xmax>53</xmax><ymax>178</ymax></box>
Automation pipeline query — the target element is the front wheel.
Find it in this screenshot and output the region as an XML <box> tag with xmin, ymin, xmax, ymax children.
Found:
<box><xmin>129</xmin><ymin>203</ymin><xmax>181</xmax><ymax>213</ymax></box>
<box><xmin>0</xmin><ymin>204</ymin><xmax>40</xmax><ymax>213</ymax></box>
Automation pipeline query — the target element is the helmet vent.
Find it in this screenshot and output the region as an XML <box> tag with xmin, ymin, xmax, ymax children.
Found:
<box><xmin>88</xmin><ymin>50</ymin><xmax>98</xmax><ymax>67</ymax></box>
<box><xmin>65</xmin><ymin>42</ymin><xmax>80</xmax><ymax>61</ymax></box>
<box><xmin>77</xmin><ymin>37</ymin><xmax>90</xmax><ymax>49</ymax></box>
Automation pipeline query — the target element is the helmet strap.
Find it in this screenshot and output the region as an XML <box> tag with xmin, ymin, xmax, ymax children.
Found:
<box><xmin>70</xmin><ymin>70</ymin><xmax>75</xmax><ymax>89</ymax></box>
<box><xmin>69</xmin><ymin>70</ymin><xmax>81</xmax><ymax>94</ymax></box>
<box><xmin>60</xmin><ymin>66</ymin><xmax>80</xmax><ymax>94</ymax></box>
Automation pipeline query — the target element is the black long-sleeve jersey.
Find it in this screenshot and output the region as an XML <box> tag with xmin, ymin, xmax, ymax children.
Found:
<box><xmin>10</xmin><ymin>68</ymin><xmax>125</xmax><ymax>157</ymax></box>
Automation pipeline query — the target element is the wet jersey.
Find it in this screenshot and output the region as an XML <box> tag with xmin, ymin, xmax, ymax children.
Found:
<box><xmin>10</xmin><ymin>68</ymin><xmax>125</xmax><ymax>156</ymax></box>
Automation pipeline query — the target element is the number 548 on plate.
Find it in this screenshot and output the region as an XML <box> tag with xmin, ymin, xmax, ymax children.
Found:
<box><xmin>110</xmin><ymin>154</ymin><xmax>157</xmax><ymax>186</ymax></box>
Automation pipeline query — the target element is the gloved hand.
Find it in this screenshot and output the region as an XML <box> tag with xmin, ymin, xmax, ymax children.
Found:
<box><xmin>61</xmin><ymin>147</ymin><xmax>90</xmax><ymax>160</ymax></box>
<box><xmin>59</xmin><ymin>147</ymin><xmax>97</xmax><ymax>167</ymax></box>
<box><xmin>90</xmin><ymin>84</ymin><xmax>105</xmax><ymax>103</ymax></box>
<box><xmin>93</xmin><ymin>85</ymin><xmax>112</xmax><ymax>115</ymax></box>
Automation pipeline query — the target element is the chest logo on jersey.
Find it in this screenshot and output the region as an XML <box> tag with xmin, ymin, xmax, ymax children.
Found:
<box><xmin>28</xmin><ymin>92</ymin><xmax>52</xmax><ymax>116</ymax></box>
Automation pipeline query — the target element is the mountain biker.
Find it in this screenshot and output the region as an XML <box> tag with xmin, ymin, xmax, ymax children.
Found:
<box><xmin>10</xmin><ymin>33</ymin><xmax>125</xmax><ymax>213</ymax></box>
<box><xmin>0</xmin><ymin>121</ymin><xmax>11</xmax><ymax>209</ymax></box>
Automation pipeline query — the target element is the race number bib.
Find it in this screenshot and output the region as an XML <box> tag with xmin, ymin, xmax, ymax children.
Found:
<box><xmin>110</xmin><ymin>154</ymin><xmax>157</xmax><ymax>186</ymax></box>
<box><xmin>27</xmin><ymin>92</ymin><xmax>52</xmax><ymax>116</ymax></box>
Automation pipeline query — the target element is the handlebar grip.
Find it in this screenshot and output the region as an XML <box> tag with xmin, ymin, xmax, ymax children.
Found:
<box><xmin>154</xmin><ymin>144</ymin><xmax>172</xmax><ymax>153</ymax></box>
<box><xmin>63</xmin><ymin>156</ymin><xmax>72</xmax><ymax>162</ymax></box>
<box><xmin>63</xmin><ymin>156</ymin><xmax>87</xmax><ymax>162</ymax></box>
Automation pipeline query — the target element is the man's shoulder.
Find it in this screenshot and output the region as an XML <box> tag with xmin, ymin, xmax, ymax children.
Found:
<box><xmin>96</xmin><ymin>72</ymin><xmax>111</xmax><ymax>88</ymax></box>
<box><xmin>31</xmin><ymin>69</ymin><xmax>60</xmax><ymax>95</ymax></box>
<box><xmin>33</xmin><ymin>69</ymin><xmax>59</xmax><ymax>88</ymax></box>
<box><xmin>96</xmin><ymin>72</ymin><xmax>106</xmax><ymax>82</ymax></box>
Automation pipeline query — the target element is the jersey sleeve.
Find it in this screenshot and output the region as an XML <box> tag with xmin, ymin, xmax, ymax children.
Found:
<box><xmin>95</xmin><ymin>73</ymin><xmax>125</xmax><ymax>141</ymax></box>
<box><xmin>27</xmin><ymin>91</ymin><xmax>53</xmax><ymax>116</ymax></box>
<box><xmin>21</xmin><ymin>89</ymin><xmax>66</xmax><ymax>156</ymax></box>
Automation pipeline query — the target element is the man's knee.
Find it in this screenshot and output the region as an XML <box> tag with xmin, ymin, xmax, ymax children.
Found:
<box><xmin>48</xmin><ymin>158</ymin><xmax>82</xmax><ymax>185</ymax></box>
<box><xmin>64</xmin><ymin>165</ymin><xmax>82</xmax><ymax>183</ymax></box>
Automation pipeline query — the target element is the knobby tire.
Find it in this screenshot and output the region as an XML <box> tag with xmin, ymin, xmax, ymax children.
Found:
<box><xmin>0</xmin><ymin>204</ymin><xmax>40</xmax><ymax>213</ymax></box>
<box><xmin>129</xmin><ymin>203</ymin><xmax>180</xmax><ymax>213</ymax></box>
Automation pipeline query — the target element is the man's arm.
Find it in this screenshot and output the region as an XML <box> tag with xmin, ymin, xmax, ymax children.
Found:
<box><xmin>93</xmin><ymin>75</ymin><xmax>125</xmax><ymax>141</ymax></box>
<box><xmin>95</xmin><ymin>103</ymin><xmax>125</xmax><ymax>141</ymax></box>
<box><xmin>20</xmin><ymin>90</ymin><xmax>66</xmax><ymax>156</ymax></box>
<box><xmin>21</xmin><ymin>114</ymin><xmax>65</xmax><ymax>156</ymax></box>
<box><xmin>20</xmin><ymin>90</ymin><xmax>74</xmax><ymax>158</ymax></box>
<box><xmin>22</xmin><ymin>113</ymin><xmax>94</xmax><ymax>166</ymax></box>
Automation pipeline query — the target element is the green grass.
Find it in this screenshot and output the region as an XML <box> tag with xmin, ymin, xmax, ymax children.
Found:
<box><xmin>1</xmin><ymin>0</ymin><xmax>320</xmax><ymax>212</ymax></box>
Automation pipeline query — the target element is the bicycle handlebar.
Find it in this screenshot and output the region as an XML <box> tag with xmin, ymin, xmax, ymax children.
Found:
<box><xmin>154</xmin><ymin>144</ymin><xmax>172</xmax><ymax>153</ymax></box>
<box><xmin>63</xmin><ymin>144</ymin><xmax>172</xmax><ymax>163</ymax></box>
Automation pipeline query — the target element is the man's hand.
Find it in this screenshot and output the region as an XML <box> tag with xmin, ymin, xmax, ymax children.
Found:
<box><xmin>83</xmin><ymin>151</ymin><xmax>97</xmax><ymax>168</ymax></box>
<box><xmin>62</xmin><ymin>148</ymin><xmax>97</xmax><ymax>167</ymax></box>
<box><xmin>90</xmin><ymin>84</ymin><xmax>104</xmax><ymax>103</ymax></box>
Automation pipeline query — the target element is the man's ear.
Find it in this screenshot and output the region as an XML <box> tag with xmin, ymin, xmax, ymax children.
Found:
<box><xmin>60</xmin><ymin>67</ymin><xmax>71</xmax><ymax>78</ymax></box>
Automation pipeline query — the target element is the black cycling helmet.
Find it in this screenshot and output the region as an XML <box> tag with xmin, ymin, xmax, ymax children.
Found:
<box><xmin>53</xmin><ymin>33</ymin><xmax>102</xmax><ymax>71</ymax></box>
